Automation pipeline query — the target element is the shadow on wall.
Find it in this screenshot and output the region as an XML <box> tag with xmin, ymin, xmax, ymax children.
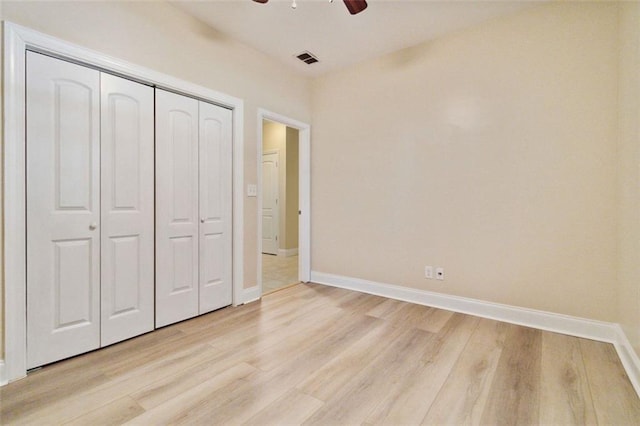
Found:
<box><xmin>131</xmin><ymin>1</ymin><xmax>234</xmax><ymax>44</ymax></box>
<box><xmin>381</xmin><ymin>41</ymin><xmax>434</xmax><ymax>70</ymax></box>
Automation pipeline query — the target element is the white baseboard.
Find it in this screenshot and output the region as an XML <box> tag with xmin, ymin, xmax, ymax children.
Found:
<box><xmin>310</xmin><ymin>271</ymin><xmax>616</xmax><ymax>342</ymax></box>
<box><xmin>242</xmin><ymin>285</ymin><xmax>261</xmax><ymax>304</ymax></box>
<box><xmin>278</xmin><ymin>248</ymin><xmax>298</xmax><ymax>257</ymax></box>
<box><xmin>613</xmin><ymin>325</ymin><xmax>640</xmax><ymax>397</ymax></box>
<box><xmin>310</xmin><ymin>270</ymin><xmax>640</xmax><ymax>398</ymax></box>
<box><xmin>0</xmin><ymin>360</ymin><xmax>7</xmax><ymax>386</ymax></box>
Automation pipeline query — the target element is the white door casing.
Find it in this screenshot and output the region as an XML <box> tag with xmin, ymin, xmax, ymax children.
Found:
<box><xmin>262</xmin><ymin>152</ymin><xmax>279</xmax><ymax>255</ymax></box>
<box><xmin>155</xmin><ymin>89</ymin><xmax>200</xmax><ymax>327</ymax></box>
<box><xmin>100</xmin><ymin>73</ymin><xmax>155</xmax><ymax>346</ymax></box>
<box><xmin>199</xmin><ymin>101</ymin><xmax>233</xmax><ymax>314</ymax></box>
<box><xmin>26</xmin><ymin>52</ymin><xmax>101</xmax><ymax>368</ymax></box>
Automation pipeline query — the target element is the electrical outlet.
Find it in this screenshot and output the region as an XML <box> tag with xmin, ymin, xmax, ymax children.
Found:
<box><xmin>424</xmin><ymin>266</ymin><xmax>433</xmax><ymax>279</ymax></box>
<box><xmin>436</xmin><ymin>267</ymin><xmax>444</xmax><ymax>280</ymax></box>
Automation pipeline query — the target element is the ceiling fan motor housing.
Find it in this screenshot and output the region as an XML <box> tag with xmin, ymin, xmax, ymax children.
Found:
<box><xmin>252</xmin><ymin>0</ymin><xmax>368</xmax><ymax>15</ymax></box>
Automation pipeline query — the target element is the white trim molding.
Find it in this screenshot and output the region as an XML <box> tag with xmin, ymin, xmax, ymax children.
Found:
<box><xmin>614</xmin><ymin>325</ymin><xmax>640</xmax><ymax>398</ymax></box>
<box><xmin>310</xmin><ymin>270</ymin><xmax>640</xmax><ymax>398</ymax></box>
<box><xmin>2</xmin><ymin>21</ymin><xmax>245</xmax><ymax>383</ymax></box>
<box><xmin>0</xmin><ymin>361</ymin><xmax>7</xmax><ymax>386</ymax></box>
<box><xmin>242</xmin><ymin>286</ymin><xmax>262</xmax><ymax>305</ymax></box>
<box><xmin>278</xmin><ymin>248</ymin><xmax>299</xmax><ymax>257</ymax></box>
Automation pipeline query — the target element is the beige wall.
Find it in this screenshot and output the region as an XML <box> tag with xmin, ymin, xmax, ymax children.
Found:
<box><xmin>617</xmin><ymin>2</ymin><xmax>640</xmax><ymax>355</ymax></box>
<box><xmin>285</xmin><ymin>127</ymin><xmax>299</xmax><ymax>250</ymax></box>
<box><xmin>311</xmin><ymin>2</ymin><xmax>620</xmax><ymax>321</ymax></box>
<box><xmin>0</xmin><ymin>1</ymin><xmax>312</xmax><ymax>359</ymax></box>
<box><xmin>263</xmin><ymin>121</ymin><xmax>287</xmax><ymax>151</ymax></box>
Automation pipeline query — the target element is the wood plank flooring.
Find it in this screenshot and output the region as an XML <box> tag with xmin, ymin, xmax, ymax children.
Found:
<box><xmin>1</xmin><ymin>283</ymin><xmax>639</xmax><ymax>425</ymax></box>
<box><xmin>262</xmin><ymin>254</ymin><xmax>299</xmax><ymax>294</ymax></box>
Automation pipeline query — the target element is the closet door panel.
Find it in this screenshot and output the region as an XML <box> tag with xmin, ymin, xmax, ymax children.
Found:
<box><xmin>26</xmin><ymin>52</ymin><xmax>101</xmax><ymax>368</ymax></box>
<box><xmin>100</xmin><ymin>73</ymin><xmax>155</xmax><ymax>346</ymax></box>
<box><xmin>156</xmin><ymin>89</ymin><xmax>200</xmax><ymax>327</ymax></box>
<box><xmin>199</xmin><ymin>102</ymin><xmax>233</xmax><ymax>313</ymax></box>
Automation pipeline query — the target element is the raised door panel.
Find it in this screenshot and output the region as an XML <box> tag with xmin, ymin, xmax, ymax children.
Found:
<box><xmin>26</xmin><ymin>52</ymin><xmax>101</xmax><ymax>368</ymax></box>
<box><xmin>54</xmin><ymin>239</ymin><xmax>94</xmax><ymax>327</ymax></box>
<box><xmin>100</xmin><ymin>73</ymin><xmax>155</xmax><ymax>346</ymax></box>
<box><xmin>198</xmin><ymin>102</ymin><xmax>233</xmax><ymax>314</ymax></box>
<box><xmin>156</xmin><ymin>89</ymin><xmax>199</xmax><ymax>327</ymax></box>
<box><xmin>261</xmin><ymin>153</ymin><xmax>279</xmax><ymax>255</ymax></box>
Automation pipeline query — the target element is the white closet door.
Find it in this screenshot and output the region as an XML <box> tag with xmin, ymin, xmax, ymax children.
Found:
<box><xmin>155</xmin><ymin>89</ymin><xmax>200</xmax><ymax>327</ymax></box>
<box><xmin>26</xmin><ymin>52</ymin><xmax>101</xmax><ymax>368</ymax></box>
<box><xmin>100</xmin><ymin>74</ymin><xmax>155</xmax><ymax>345</ymax></box>
<box><xmin>198</xmin><ymin>102</ymin><xmax>233</xmax><ymax>314</ymax></box>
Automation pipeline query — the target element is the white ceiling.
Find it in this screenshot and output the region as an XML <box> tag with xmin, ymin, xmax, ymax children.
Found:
<box><xmin>172</xmin><ymin>0</ymin><xmax>538</xmax><ymax>77</ymax></box>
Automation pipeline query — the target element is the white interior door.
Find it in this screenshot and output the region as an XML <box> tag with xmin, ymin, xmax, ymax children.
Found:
<box><xmin>100</xmin><ymin>73</ymin><xmax>155</xmax><ymax>345</ymax></box>
<box><xmin>26</xmin><ymin>52</ymin><xmax>101</xmax><ymax>368</ymax></box>
<box><xmin>199</xmin><ymin>101</ymin><xmax>233</xmax><ymax>314</ymax></box>
<box><xmin>262</xmin><ymin>152</ymin><xmax>279</xmax><ymax>255</ymax></box>
<box><xmin>155</xmin><ymin>89</ymin><xmax>200</xmax><ymax>327</ymax></box>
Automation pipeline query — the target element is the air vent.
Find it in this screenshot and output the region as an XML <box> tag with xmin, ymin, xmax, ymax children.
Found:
<box><xmin>296</xmin><ymin>51</ymin><xmax>319</xmax><ymax>65</ymax></box>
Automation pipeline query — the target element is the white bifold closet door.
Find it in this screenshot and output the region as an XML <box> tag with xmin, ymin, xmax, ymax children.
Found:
<box><xmin>26</xmin><ymin>52</ymin><xmax>154</xmax><ymax>368</ymax></box>
<box><xmin>100</xmin><ymin>73</ymin><xmax>155</xmax><ymax>346</ymax></box>
<box><xmin>27</xmin><ymin>52</ymin><xmax>101</xmax><ymax>368</ymax></box>
<box><xmin>198</xmin><ymin>102</ymin><xmax>233</xmax><ymax>313</ymax></box>
<box><xmin>155</xmin><ymin>90</ymin><xmax>200</xmax><ymax>327</ymax></box>
<box><xmin>155</xmin><ymin>89</ymin><xmax>232</xmax><ymax>327</ymax></box>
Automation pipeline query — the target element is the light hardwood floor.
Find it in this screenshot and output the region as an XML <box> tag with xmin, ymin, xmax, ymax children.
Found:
<box><xmin>1</xmin><ymin>283</ymin><xmax>639</xmax><ymax>425</ymax></box>
<box><xmin>262</xmin><ymin>254</ymin><xmax>299</xmax><ymax>294</ymax></box>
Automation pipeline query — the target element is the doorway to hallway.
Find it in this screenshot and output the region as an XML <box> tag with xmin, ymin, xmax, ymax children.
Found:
<box><xmin>261</xmin><ymin>120</ymin><xmax>300</xmax><ymax>294</ymax></box>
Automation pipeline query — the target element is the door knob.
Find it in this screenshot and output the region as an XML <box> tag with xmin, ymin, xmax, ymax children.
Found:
<box><xmin>89</xmin><ymin>222</ymin><xmax>98</xmax><ymax>230</ymax></box>
<box><xmin>200</xmin><ymin>218</ymin><xmax>205</xmax><ymax>223</ymax></box>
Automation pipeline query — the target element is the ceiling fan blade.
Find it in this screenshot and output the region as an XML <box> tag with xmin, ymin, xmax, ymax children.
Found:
<box><xmin>343</xmin><ymin>0</ymin><xmax>368</xmax><ymax>15</ymax></box>
<box><xmin>253</xmin><ymin>0</ymin><xmax>269</xmax><ymax>3</ymax></box>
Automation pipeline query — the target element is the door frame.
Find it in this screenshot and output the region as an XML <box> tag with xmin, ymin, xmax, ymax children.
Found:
<box><xmin>2</xmin><ymin>22</ymin><xmax>245</xmax><ymax>383</ymax></box>
<box><xmin>261</xmin><ymin>149</ymin><xmax>280</xmax><ymax>256</ymax></box>
<box><xmin>257</xmin><ymin>109</ymin><xmax>311</xmax><ymax>297</ymax></box>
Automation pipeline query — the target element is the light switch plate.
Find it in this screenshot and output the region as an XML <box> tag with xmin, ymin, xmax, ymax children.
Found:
<box><xmin>247</xmin><ymin>184</ymin><xmax>257</xmax><ymax>197</ymax></box>
<box><xmin>425</xmin><ymin>266</ymin><xmax>433</xmax><ymax>279</ymax></box>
